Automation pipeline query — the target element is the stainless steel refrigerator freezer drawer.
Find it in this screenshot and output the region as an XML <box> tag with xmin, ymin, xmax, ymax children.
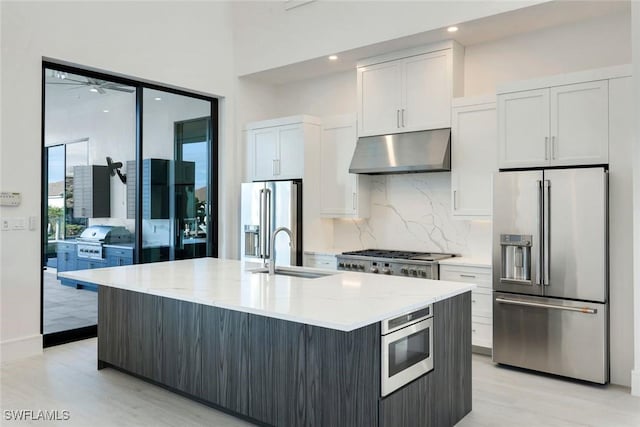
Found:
<box><xmin>493</xmin><ymin>292</ymin><xmax>608</xmax><ymax>384</ymax></box>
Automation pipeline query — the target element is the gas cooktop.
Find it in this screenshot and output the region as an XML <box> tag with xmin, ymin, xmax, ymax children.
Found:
<box><xmin>340</xmin><ymin>249</ymin><xmax>456</xmax><ymax>262</ymax></box>
<box><xmin>337</xmin><ymin>249</ymin><xmax>456</xmax><ymax>279</ymax></box>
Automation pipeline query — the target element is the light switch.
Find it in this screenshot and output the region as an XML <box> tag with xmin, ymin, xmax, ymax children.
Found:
<box><xmin>1</xmin><ymin>219</ymin><xmax>9</xmax><ymax>231</ymax></box>
<box><xmin>29</xmin><ymin>216</ymin><xmax>37</xmax><ymax>230</ymax></box>
<box><xmin>11</xmin><ymin>217</ymin><xmax>26</xmax><ymax>230</ymax></box>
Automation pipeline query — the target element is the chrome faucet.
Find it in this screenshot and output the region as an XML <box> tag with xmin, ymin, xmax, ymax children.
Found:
<box><xmin>268</xmin><ymin>227</ymin><xmax>294</xmax><ymax>275</ymax></box>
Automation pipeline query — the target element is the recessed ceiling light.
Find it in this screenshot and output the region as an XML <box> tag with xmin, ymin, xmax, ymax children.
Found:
<box><xmin>89</xmin><ymin>88</ymin><xmax>98</xmax><ymax>93</ymax></box>
<box><xmin>447</xmin><ymin>26</ymin><xmax>458</xmax><ymax>33</ymax></box>
<box><xmin>328</xmin><ymin>55</ymin><xmax>338</xmax><ymax>61</ymax></box>
<box><xmin>154</xmin><ymin>97</ymin><xmax>162</xmax><ymax>101</ymax></box>
<box><xmin>103</xmin><ymin>109</ymin><xmax>109</xmax><ymax>113</ymax></box>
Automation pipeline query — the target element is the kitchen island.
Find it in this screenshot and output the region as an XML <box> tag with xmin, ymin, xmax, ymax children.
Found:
<box><xmin>60</xmin><ymin>258</ymin><xmax>474</xmax><ymax>427</ymax></box>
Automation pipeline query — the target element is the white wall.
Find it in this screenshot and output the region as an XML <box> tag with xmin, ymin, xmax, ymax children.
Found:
<box><xmin>609</xmin><ymin>76</ymin><xmax>635</xmax><ymax>387</ymax></box>
<box><xmin>464</xmin><ymin>11</ymin><xmax>631</xmax><ymax>96</ymax></box>
<box><xmin>232</xmin><ymin>0</ymin><xmax>546</xmax><ymax>76</ymax></box>
<box><xmin>0</xmin><ymin>1</ymin><xmax>237</xmax><ymax>362</ymax></box>
<box><xmin>273</xmin><ymin>71</ymin><xmax>357</xmax><ymax>118</ymax></box>
<box><xmin>631</xmin><ymin>1</ymin><xmax>640</xmax><ymax>397</ymax></box>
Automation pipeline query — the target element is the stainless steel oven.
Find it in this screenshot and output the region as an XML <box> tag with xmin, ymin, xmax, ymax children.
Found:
<box><xmin>381</xmin><ymin>305</ymin><xmax>434</xmax><ymax>396</ymax></box>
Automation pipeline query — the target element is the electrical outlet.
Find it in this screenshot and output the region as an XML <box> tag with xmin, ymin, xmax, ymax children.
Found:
<box><xmin>1</xmin><ymin>218</ymin><xmax>9</xmax><ymax>231</ymax></box>
<box><xmin>29</xmin><ymin>216</ymin><xmax>37</xmax><ymax>230</ymax></box>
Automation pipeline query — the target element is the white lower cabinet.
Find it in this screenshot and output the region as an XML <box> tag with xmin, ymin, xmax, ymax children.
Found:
<box><xmin>440</xmin><ymin>263</ymin><xmax>492</xmax><ymax>351</ymax></box>
<box><xmin>471</xmin><ymin>316</ymin><xmax>493</xmax><ymax>349</ymax></box>
<box><xmin>303</xmin><ymin>253</ymin><xmax>337</xmax><ymax>270</ymax></box>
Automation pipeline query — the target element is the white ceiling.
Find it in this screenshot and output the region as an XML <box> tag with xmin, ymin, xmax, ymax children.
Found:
<box><xmin>45</xmin><ymin>69</ymin><xmax>136</xmax><ymax>113</ymax></box>
<box><xmin>243</xmin><ymin>0</ymin><xmax>630</xmax><ymax>85</ymax></box>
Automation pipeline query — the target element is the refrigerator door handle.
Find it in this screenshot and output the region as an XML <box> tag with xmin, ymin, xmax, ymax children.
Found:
<box><xmin>264</xmin><ymin>188</ymin><xmax>272</xmax><ymax>258</ymax></box>
<box><xmin>536</xmin><ymin>180</ymin><xmax>543</xmax><ymax>286</ymax></box>
<box><xmin>543</xmin><ymin>180</ymin><xmax>551</xmax><ymax>286</ymax></box>
<box><xmin>259</xmin><ymin>189</ymin><xmax>266</xmax><ymax>258</ymax></box>
<box><xmin>495</xmin><ymin>297</ymin><xmax>597</xmax><ymax>314</ymax></box>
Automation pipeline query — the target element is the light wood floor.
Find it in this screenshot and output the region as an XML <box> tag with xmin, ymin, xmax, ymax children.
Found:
<box><xmin>1</xmin><ymin>339</ymin><xmax>638</xmax><ymax>426</ymax></box>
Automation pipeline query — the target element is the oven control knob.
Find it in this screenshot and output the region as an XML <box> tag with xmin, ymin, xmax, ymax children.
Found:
<box><xmin>338</xmin><ymin>262</ymin><xmax>344</xmax><ymax>268</ymax></box>
<box><xmin>370</xmin><ymin>267</ymin><xmax>379</xmax><ymax>273</ymax></box>
<box><xmin>400</xmin><ymin>267</ymin><xmax>408</xmax><ymax>275</ymax></box>
<box><xmin>381</xmin><ymin>268</ymin><xmax>391</xmax><ymax>275</ymax></box>
<box><xmin>358</xmin><ymin>264</ymin><xmax>365</xmax><ymax>271</ymax></box>
<box><xmin>409</xmin><ymin>269</ymin><xmax>417</xmax><ymax>276</ymax></box>
<box><xmin>420</xmin><ymin>270</ymin><xmax>427</xmax><ymax>278</ymax></box>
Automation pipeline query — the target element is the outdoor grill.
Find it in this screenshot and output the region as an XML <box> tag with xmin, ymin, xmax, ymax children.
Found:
<box><xmin>76</xmin><ymin>225</ymin><xmax>133</xmax><ymax>260</ymax></box>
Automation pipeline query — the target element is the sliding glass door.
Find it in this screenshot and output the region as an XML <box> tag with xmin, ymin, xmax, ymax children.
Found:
<box><xmin>42</xmin><ymin>63</ymin><xmax>218</xmax><ymax>346</ymax></box>
<box><xmin>43</xmin><ymin>68</ymin><xmax>136</xmax><ymax>342</ymax></box>
<box><xmin>140</xmin><ymin>88</ymin><xmax>214</xmax><ymax>262</ymax></box>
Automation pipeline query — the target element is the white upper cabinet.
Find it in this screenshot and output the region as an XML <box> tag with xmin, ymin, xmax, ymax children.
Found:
<box><xmin>550</xmin><ymin>80</ymin><xmax>608</xmax><ymax>165</ymax></box>
<box><xmin>402</xmin><ymin>50</ymin><xmax>452</xmax><ymax>132</ymax></box>
<box><xmin>251</xmin><ymin>127</ymin><xmax>279</xmax><ymax>180</ymax></box>
<box><xmin>358</xmin><ymin>61</ymin><xmax>403</xmax><ymax>137</ymax></box>
<box><xmin>247</xmin><ymin>116</ymin><xmax>320</xmax><ymax>182</ymax></box>
<box><xmin>451</xmin><ymin>97</ymin><xmax>497</xmax><ymax>218</ymax></box>
<box><xmin>498</xmin><ymin>69</ymin><xmax>614</xmax><ymax>169</ymax></box>
<box><xmin>319</xmin><ymin>115</ymin><xmax>369</xmax><ymax>218</ymax></box>
<box><xmin>498</xmin><ymin>89</ymin><xmax>550</xmax><ymax>169</ymax></box>
<box><xmin>276</xmin><ymin>124</ymin><xmax>305</xmax><ymax>178</ymax></box>
<box><xmin>357</xmin><ymin>41</ymin><xmax>464</xmax><ymax>137</ymax></box>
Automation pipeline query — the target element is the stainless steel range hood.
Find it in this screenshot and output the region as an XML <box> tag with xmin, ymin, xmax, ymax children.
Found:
<box><xmin>349</xmin><ymin>128</ymin><xmax>451</xmax><ymax>175</ymax></box>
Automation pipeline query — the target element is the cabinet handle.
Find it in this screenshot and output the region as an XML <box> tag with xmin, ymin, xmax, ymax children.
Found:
<box><xmin>272</xmin><ymin>159</ymin><xmax>277</xmax><ymax>176</ymax></box>
<box><xmin>453</xmin><ymin>190</ymin><xmax>457</xmax><ymax>210</ymax></box>
<box><xmin>544</xmin><ymin>137</ymin><xmax>549</xmax><ymax>160</ymax></box>
<box><xmin>402</xmin><ymin>109</ymin><xmax>405</xmax><ymax>127</ymax></box>
<box><xmin>460</xmin><ymin>274</ymin><xmax>476</xmax><ymax>278</ymax></box>
<box><xmin>551</xmin><ymin>136</ymin><xmax>556</xmax><ymax>160</ymax></box>
<box><xmin>396</xmin><ymin>110</ymin><xmax>400</xmax><ymax>128</ymax></box>
<box><xmin>352</xmin><ymin>192</ymin><xmax>357</xmax><ymax>210</ymax></box>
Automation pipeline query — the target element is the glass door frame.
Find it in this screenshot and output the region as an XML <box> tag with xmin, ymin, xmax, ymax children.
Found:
<box><xmin>41</xmin><ymin>61</ymin><xmax>219</xmax><ymax>346</ymax></box>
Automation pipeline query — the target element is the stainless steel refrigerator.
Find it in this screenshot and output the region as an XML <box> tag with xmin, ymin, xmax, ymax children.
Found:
<box><xmin>240</xmin><ymin>180</ymin><xmax>302</xmax><ymax>267</ymax></box>
<box><xmin>492</xmin><ymin>167</ymin><xmax>608</xmax><ymax>384</ymax></box>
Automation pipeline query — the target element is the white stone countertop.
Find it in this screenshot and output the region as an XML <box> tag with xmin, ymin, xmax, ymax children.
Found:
<box><xmin>439</xmin><ymin>257</ymin><xmax>492</xmax><ymax>268</ymax></box>
<box><xmin>59</xmin><ymin>258</ymin><xmax>475</xmax><ymax>332</ymax></box>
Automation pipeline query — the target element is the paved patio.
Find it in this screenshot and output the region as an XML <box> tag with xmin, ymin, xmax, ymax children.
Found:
<box><xmin>43</xmin><ymin>269</ymin><xmax>97</xmax><ymax>334</ymax></box>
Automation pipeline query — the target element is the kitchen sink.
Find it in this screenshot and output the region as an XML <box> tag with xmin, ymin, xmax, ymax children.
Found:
<box><xmin>250</xmin><ymin>267</ymin><xmax>336</xmax><ymax>279</ymax></box>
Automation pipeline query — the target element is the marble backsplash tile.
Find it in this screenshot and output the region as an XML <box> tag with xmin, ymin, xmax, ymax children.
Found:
<box><xmin>332</xmin><ymin>173</ymin><xmax>492</xmax><ymax>258</ymax></box>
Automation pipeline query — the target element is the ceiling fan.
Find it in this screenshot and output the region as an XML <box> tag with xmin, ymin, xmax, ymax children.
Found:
<box><xmin>47</xmin><ymin>71</ymin><xmax>134</xmax><ymax>94</ymax></box>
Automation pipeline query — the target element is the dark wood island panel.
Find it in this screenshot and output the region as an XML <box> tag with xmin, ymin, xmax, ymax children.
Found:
<box><xmin>97</xmin><ymin>286</ymin><xmax>471</xmax><ymax>427</ymax></box>
<box><xmin>379</xmin><ymin>291</ymin><xmax>472</xmax><ymax>427</ymax></box>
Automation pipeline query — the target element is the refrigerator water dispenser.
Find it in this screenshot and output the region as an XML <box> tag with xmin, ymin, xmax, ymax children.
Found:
<box><xmin>244</xmin><ymin>225</ymin><xmax>260</xmax><ymax>257</ymax></box>
<box><xmin>500</xmin><ymin>234</ymin><xmax>532</xmax><ymax>284</ymax></box>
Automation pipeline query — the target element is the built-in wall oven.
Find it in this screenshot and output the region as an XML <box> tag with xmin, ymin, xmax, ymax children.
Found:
<box><xmin>381</xmin><ymin>304</ymin><xmax>434</xmax><ymax>396</ymax></box>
